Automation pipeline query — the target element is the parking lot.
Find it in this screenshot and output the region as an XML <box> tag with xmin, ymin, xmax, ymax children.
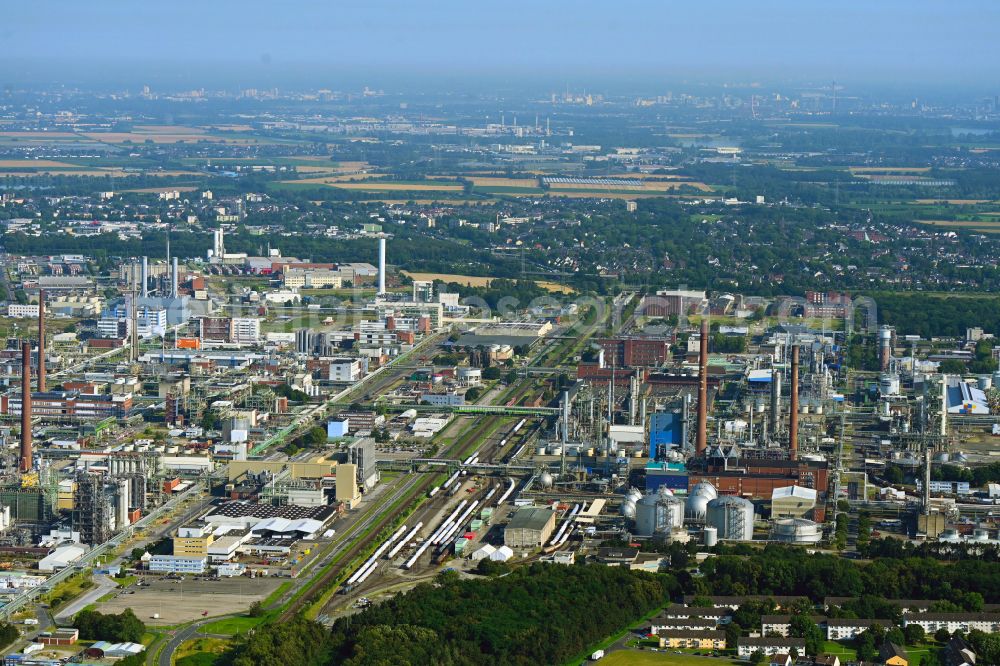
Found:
<box><xmin>96</xmin><ymin>576</ymin><xmax>283</xmax><ymax>626</ymax></box>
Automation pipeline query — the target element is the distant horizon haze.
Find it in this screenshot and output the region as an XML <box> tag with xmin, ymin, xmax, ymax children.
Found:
<box><xmin>3</xmin><ymin>1</ymin><xmax>998</xmax><ymax>93</ymax></box>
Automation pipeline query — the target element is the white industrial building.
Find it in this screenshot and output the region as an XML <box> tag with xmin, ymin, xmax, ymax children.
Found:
<box><xmin>149</xmin><ymin>555</ymin><xmax>208</xmax><ymax>574</ymax></box>
<box><xmin>38</xmin><ymin>544</ymin><xmax>88</xmax><ymax>572</ymax></box>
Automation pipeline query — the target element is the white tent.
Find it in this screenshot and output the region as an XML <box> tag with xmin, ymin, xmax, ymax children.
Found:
<box><xmin>470</xmin><ymin>544</ymin><xmax>496</xmax><ymax>561</ymax></box>
<box><xmin>488</xmin><ymin>545</ymin><xmax>514</xmax><ymax>562</ymax></box>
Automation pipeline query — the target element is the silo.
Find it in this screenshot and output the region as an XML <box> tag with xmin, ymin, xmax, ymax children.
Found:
<box><xmin>706</xmin><ymin>496</ymin><xmax>755</xmax><ymax>541</ymax></box>
<box><xmin>635</xmin><ymin>493</ymin><xmax>666</xmax><ymax>537</ymax></box>
<box><xmin>772</xmin><ymin>518</ymin><xmax>822</xmax><ymax>544</ymax></box>
<box><xmin>703</xmin><ymin>526</ymin><xmax>718</xmax><ymax>547</ymax></box>
<box><xmin>663</xmin><ymin>495</ymin><xmax>684</xmax><ymax>529</ymax></box>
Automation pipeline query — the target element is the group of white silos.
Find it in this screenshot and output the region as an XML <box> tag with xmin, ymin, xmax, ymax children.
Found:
<box><xmin>620</xmin><ymin>481</ymin><xmax>757</xmax><ymax>543</ymax></box>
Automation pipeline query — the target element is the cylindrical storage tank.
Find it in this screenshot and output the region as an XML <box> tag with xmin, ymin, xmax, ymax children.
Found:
<box><xmin>934</xmin><ymin>452</ymin><xmax>950</xmax><ymax>464</ymax></box>
<box><xmin>585</xmin><ymin>448</ymin><xmax>594</xmax><ymax>457</ymax></box>
<box><xmin>663</xmin><ymin>496</ymin><xmax>684</xmax><ymax>529</ymax></box>
<box><xmin>940</xmin><ymin>528</ymin><xmax>961</xmax><ymax>542</ymax></box>
<box><xmin>814</xmin><ymin>404</ymin><xmax>824</xmax><ymax>415</ymax></box>
<box><xmin>632</xmin><ymin>449</ymin><xmax>643</xmax><ymax>458</ymax></box>
<box><xmin>993</xmin><ymin>371</ymin><xmax>1000</xmax><ymax>388</ymax></box>
<box><xmin>706</xmin><ymin>496</ymin><xmax>755</xmax><ymax>541</ymax></box>
<box><xmin>635</xmin><ymin>493</ymin><xmax>666</xmax><ymax>537</ymax></box>
<box><xmin>978</xmin><ymin>375</ymin><xmax>993</xmax><ymax>391</ymax></box>
<box><xmin>800</xmin><ymin>404</ymin><xmax>810</xmax><ymax>414</ymax></box>
<box><xmin>879</xmin><ymin>373</ymin><xmax>901</xmax><ymax>396</ymax></box>
<box><xmin>973</xmin><ymin>528</ymin><xmax>990</xmax><ymax>542</ymax></box>
<box><xmin>536</xmin><ymin>446</ymin><xmax>547</xmax><ymax>456</ymax></box>
<box><xmin>772</xmin><ymin>518</ymin><xmax>822</xmax><ymax>544</ymax></box>
<box><xmin>704</xmin><ymin>526</ymin><xmax>718</xmax><ymax>547</ymax></box>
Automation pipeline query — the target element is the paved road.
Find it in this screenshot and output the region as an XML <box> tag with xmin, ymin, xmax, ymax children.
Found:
<box><xmin>54</xmin><ymin>574</ymin><xmax>117</xmax><ymax>623</ymax></box>
<box><xmin>155</xmin><ymin>616</ymin><xmax>222</xmax><ymax>666</ymax></box>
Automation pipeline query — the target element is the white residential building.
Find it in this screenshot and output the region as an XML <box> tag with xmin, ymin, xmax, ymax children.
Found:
<box><xmin>329</xmin><ymin>358</ymin><xmax>363</xmax><ymax>382</ymax></box>
<box><xmin>903</xmin><ymin>613</ymin><xmax>1000</xmax><ymax>635</ymax></box>
<box><xmin>6</xmin><ymin>304</ymin><xmax>40</xmax><ymax>318</ymax></box>
<box><xmin>232</xmin><ymin>318</ymin><xmax>261</xmax><ymax>344</ymax></box>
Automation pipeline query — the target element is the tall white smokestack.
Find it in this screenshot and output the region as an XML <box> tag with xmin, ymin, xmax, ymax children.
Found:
<box><xmin>940</xmin><ymin>374</ymin><xmax>949</xmax><ymax>437</ymax></box>
<box><xmin>141</xmin><ymin>256</ymin><xmax>149</xmax><ymax>298</ymax></box>
<box><xmin>378</xmin><ymin>237</ymin><xmax>386</xmax><ymax>295</ymax></box>
<box><xmin>171</xmin><ymin>256</ymin><xmax>179</xmax><ymax>299</ymax></box>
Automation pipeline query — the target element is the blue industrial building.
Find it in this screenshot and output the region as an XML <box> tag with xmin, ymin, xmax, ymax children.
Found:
<box><xmin>649</xmin><ymin>411</ymin><xmax>683</xmax><ymax>458</ymax></box>
<box><xmin>645</xmin><ymin>461</ymin><xmax>689</xmax><ymax>493</ymax></box>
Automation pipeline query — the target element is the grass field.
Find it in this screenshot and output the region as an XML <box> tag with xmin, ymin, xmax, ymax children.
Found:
<box><xmin>401</xmin><ymin>271</ymin><xmax>574</xmax><ymax>293</ymax></box>
<box><xmin>175</xmin><ymin>637</ymin><xmax>230</xmax><ymax>666</ymax></box>
<box><xmin>588</xmin><ymin>650</ymin><xmax>738</xmax><ymax>666</ymax></box>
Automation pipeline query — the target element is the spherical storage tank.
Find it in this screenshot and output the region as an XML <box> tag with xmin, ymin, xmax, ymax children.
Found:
<box><xmin>685</xmin><ymin>482</ymin><xmax>717</xmax><ymax>522</ymax></box>
<box><xmin>539</xmin><ymin>471</ymin><xmax>554</xmax><ymax>488</ymax></box>
<box><xmin>621</xmin><ymin>500</ymin><xmax>636</xmax><ymax>519</ymax></box>
<box><xmin>705</xmin><ymin>496</ymin><xmax>755</xmax><ymax>541</ymax></box>
<box><xmin>772</xmin><ymin>518</ymin><xmax>822</xmax><ymax>544</ymax></box>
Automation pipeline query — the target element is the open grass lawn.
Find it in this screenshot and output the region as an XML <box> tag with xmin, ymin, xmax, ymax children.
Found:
<box><xmin>199</xmin><ymin>615</ymin><xmax>267</xmax><ymax>636</ymax></box>
<box><xmin>176</xmin><ymin>637</ymin><xmax>230</xmax><ymax>666</ymax></box>
<box><xmin>597</xmin><ymin>651</ymin><xmax>739</xmax><ymax>666</ymax></box>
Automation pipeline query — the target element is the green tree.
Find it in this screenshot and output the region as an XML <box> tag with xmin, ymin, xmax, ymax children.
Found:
<box><xmin>789</xmin><ymin>614</ymin><xmax>824</xmax><ymax>656</ymax></box>
<box><xmin>904</xmin><ymin>624</ymin><xmax>925</xmax><ymax>645</ymax></box>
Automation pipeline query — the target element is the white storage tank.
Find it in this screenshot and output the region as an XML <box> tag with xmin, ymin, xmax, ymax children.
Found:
<box><xmin>635</xmin><ymin>493</ymin><xmax>666</xmax><ymax>537</ymax></box>
<box><xmin>685</xmin><ymin>482</ymin><xmax>717</xmax><ymax>522</ymax></box>
<box><xmin>706</xmin><ymin>496</ymin><xmax>755</xmax><ymax>541</ymax></box>
<box><xmin>621</xmin><ymin>499</ymin><xmax>636</xmax><ymax>519</ymax></box>
<box><xmin>879</xmin><ymin>373</ymin><xmax>901</xmax><ymax>396</ymax></box>
<box><xmin>772</xmin><ymin>518</ymin><xmax>822</xmax><ymax>544</ymax></box>
<box><xmin>978</xmin><ymin>375</ymin><xmax>993</xmax><ymax>391</ymax></box>
<box><xmin>703</xmin><ymin>526</ymin><xmax>718</xmax><ymax>547</ymax></box>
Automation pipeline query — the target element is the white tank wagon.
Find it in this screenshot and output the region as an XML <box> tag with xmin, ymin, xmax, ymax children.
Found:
<box><xmin>705</xmin><ymin>495</ymin><xmax>755</xmax><ymax>541</ymax></box>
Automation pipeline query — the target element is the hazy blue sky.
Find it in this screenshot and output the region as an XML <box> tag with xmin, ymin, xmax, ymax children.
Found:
<box><xmin>3</xmin><ymin>1</ymin><xmax>998</xmax><ymax>89</ymax></box>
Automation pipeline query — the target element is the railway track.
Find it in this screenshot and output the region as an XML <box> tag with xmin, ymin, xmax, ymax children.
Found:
<box><xmin>279</xmin><ymin>394</ymin><xmax>528</xmax><ymax>619</ymax></box>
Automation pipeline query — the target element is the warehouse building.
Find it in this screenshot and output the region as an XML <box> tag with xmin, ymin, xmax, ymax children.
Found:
<box><xmin>504</xmin><ymin>506</ymin><xmax>556</xmax><ymax>548</ymax></box>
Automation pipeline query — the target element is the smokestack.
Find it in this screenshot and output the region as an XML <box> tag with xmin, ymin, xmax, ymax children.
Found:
<box><xmin>696</xmin><ymin>318</ymin><xmax>709</xmax><ymax>456</ymax></box>
<box><xmin>20</xmin><ymin>342</ymin><xmax>31</xmax><ymax>473</ymax></box>
<box><xmin>769</xmin><ymin>368</ymin><xmax>781</xmax><ymax>438</ymax></box>
<box><xmin>940</xmin><ymin>374</ymin><xmax>949</xmax><ymax>437</ymax></box>
<box><xmin>789</xmin><ymin>344</ymin><xmax>800</xmax><ymax>460</ymax></box>
<box><xmin>924</xmin><ymin>446</ymin><xmax>932</xmax><ymax>515</ymax></box>
<box><xmin>879</xmin><ymin>326</ymin><xmax>892</xmax><ymax>372</ymax></box>
<box><xmin>171</xmin><ymin>256</ymin><xmax>179</xmax><ymax>298</ymax></box>
<box><xmin>141</xmin><ymin>256</ymin><xmax>149</xmax><ymax>298</ymax></box>
<box><xmin>378</xmin><ymin>237</ymin><xmax>386</xmax><ymax>295</ymax></box>
<box><xmin>37</xmin><ymin>290</ymin><xmax>45</xmax><ymax>393</ymax></box>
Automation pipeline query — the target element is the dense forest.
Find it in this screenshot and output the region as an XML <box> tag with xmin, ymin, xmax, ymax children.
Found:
<box><xmin>867</xmin><ymin>292</ymin><xmax>1000</xmax><ymax>338</ymax></box>
<box><xmin>227</xmin><ymin>564</ymin><xmax>675</xmax><ymax>666</ymax></box>
<box><xmin>696</xmin><ymin>545</ymin><xmax>1000</xmax><ymax>604</ymax></box>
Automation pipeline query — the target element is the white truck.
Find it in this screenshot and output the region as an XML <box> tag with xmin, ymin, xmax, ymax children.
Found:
<box><xmin>591</xmin><ymin>650</ymin><xmax>605</xmax><ymax>661</ymax></box>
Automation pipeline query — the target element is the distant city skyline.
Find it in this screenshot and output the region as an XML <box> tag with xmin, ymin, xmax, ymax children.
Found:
<box><xmin>2</xmin><ymin>1</ymin><xmax>999</xmax><ymax>90</ymax></box>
